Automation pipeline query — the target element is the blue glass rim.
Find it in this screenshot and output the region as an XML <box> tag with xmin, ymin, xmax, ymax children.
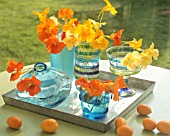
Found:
<box><xmin>34</xmin><ymin>62</ymin><xmax>47</xmax><ymax>72</ymax></box>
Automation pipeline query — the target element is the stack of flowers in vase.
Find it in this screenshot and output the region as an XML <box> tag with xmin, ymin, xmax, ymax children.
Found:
<box><xmin>76</xmin><ymin>76</ymin><xmax>127</xmax><ymax>119</ymax></box>
<box><xmin>33</xmin><ymin>7</ymin><xmax>78</xmax><ymax>80</ymax></box>
<box><xmin>33</xmin><ymin>0</ymin><xmax>124</xmax><ymax>80</ymax></box>
<box><xmin>6</xmin><ymin>0</ymin><xmax>121</xmax><ymax>108</ymax></box>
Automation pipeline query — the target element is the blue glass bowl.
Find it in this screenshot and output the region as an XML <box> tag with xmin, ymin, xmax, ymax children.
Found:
<box><xmin>16</xmin><ymin>62</ymin><xmax>71</xmax><ymax>108</ymax></box>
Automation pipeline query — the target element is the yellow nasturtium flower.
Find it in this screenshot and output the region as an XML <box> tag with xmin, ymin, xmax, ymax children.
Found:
<box><xmin>121</xmin><ymin>52</ymin><xmax>136</xmax><ymax>70</ymax></box>
<box><xmin>50</xmin><ymin>15</ymin><xmax>62</xmax><ymax>27</ymax></box>
<box><xmin>62</xmin><ymin>31</ymin><xmax>79</xmax><ymax>50</ymax></box>
<box><xmin>143</xmin><ymin>42</ymin><xmax>159</xmax><ymax>60</ymax></box>
<box><xmin>33</xmin><ymin>7</ymin><xmax>50</xmax><ymax>22</ymax></box>
<box><xmin>99</xmin><ymin>0</ymin><xmax>117</xmax><ymax>18</ymax></box>
<box><xmin>62</xmin><ymin>18</ymin><xmax>78</xmax><ymax>33</ymax></box>
<box><xmin>74</xmin><ymin>19</ymin><xmax>95</xmax><ymax>43</ymax></box>
<box><xmin>91</xmin><ymin>30</ymin><xmax>109</xmax><ymax>50</ymax></box>
<box><xmin>128</xmin><ymin>38</ymin><xmax>143</xmax><ymax>50</ymax></box>
<box><xmin>139</xmin><ymin>52</ymin><xmax>152</xmax><ymax>69</ymax></box>
<box><xmin>121</xmin><ymin>51</ymin><xmax>143</xmax><ymax>70</ymax></box>
<box><xmin>131</xmin><ymin>51</ymin><xmax>142</xmax><ymax>66</ymax></box>
<box><xmin>91</xmin><ymin>19</ymin><xmax>107</xmax><ymax>30</ymax></box>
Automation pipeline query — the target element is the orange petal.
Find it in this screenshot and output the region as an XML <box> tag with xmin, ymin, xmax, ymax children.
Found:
<box><xmin>17</xmin><ymin>79</ymin><xmax>27</xmax><ymax>92</ymax></box>
<box><xmin>114</xmin><ymin>37</ymin><xmax>122</xmax><ymax>46</ymax></box>
<box><xmin>10</xmin><ymin>71</ymin><xmax>21</xmax><ymax>81</ymax></box>
<box><xmin>31</xmin><ymin>76</ymin><xmax>41</xmax><ymax>85</ymax></box>
<box><xmin>115</xmin><ymin>29</ymin><xmax>124</xmax><ymax>38</ymax></box>
<box><xmin>6</xmin><ymin>60</ymin><xmax>17</xmax><ymax>73</ymax></box>
<box><xmin>17</xmin><ymin>62</ymin><xmax>24</xmax><ymax>71</ymax></box>
<box><xmin>27</xmin><ymin>86</ymin><xmax>41</xmax><ymax>96</ymax></box>
<box><xmin>116</xmin><ymin>76</ymin><xmax>127</xmax><ymax>88</ymax></box>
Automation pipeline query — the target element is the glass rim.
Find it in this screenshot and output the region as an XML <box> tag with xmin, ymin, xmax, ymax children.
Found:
<box><xmin>106</xmin><ymin>46</ymin><xmax>133</xmax><ymax>55</ymax></box>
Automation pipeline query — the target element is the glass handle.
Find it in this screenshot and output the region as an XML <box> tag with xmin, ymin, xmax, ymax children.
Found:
<box><xmin>34</xmin><ymin>62</ymin><xmax>47</xmax><ymax>72</ymax></box>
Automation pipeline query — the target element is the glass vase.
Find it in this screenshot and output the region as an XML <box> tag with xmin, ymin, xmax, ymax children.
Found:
<box><xmin>106</xmin><ymin>46</ymin><xmax>141</xmax><ymax>97</ymax></box>
<box><xmin>74</xmin><ymin>43</ymin><xmax>100</xmax><ymax>80</ymax></box>
<box><xmin>50</xmin><ymin>47</ymin><xmax>75</xmax><ymax>81</ymax></box>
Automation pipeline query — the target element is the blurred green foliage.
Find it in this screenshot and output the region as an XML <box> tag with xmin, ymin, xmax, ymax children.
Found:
<box><xmin>0</xmin><ymin>0</ymin><xmax>170</xmax><ymax>72</ymax></box>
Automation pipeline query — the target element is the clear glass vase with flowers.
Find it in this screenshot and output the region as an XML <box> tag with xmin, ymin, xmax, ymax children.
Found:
<box><xmin>74</xmin><ymin>0</ymin><xmax>119</xmax><ymax>80</ymax></box>
<box><xmin>75</xmin><ymin>76</ymin><xmax>127</xmax><ymax>120</ymax></box>
<box><xmin>106</xmin><ymin>38</ymin><xmax>159</xmax><ymax>97</ymax></box>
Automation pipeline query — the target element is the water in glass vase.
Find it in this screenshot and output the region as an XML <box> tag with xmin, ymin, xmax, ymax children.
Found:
<box><xmin>79</xmin><ymin>92</ymin><xmax>111</xmax><ymax>120</ymax></box>
<box><xmin>74</xmin><ymin>43</ymin><xmax>100</xmax><ymax>80</ymax></box>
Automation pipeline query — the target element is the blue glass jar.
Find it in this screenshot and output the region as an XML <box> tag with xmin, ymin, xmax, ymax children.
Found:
<box><xmin>74</xmin><ymin>42</ymin><xmax>100</xmax><ymax>80</ymax></box>
<box><xmin>16</xmin><ymin>62</ymin><xmax>71</xmax><ymax>108</ymax></box>
<box><xmin>50</xmin><ymin>47</ymin><xmax>75</xmax><ymax>81</ymax></box>
<box><xmin>76</xmin><ymin>86</ymin><xmax>111</xmax><ymax>120</ymax></box>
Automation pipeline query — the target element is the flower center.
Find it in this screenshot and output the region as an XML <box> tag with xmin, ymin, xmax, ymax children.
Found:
<box><xmin>28</xmin><ymin>82</ymin><xmax>34</xmax><ymax>87</ymax></box>
<box><xmin>45</xmin><ymin>27</ymin><xmax>51</xmax><ymax>34</ymax></box>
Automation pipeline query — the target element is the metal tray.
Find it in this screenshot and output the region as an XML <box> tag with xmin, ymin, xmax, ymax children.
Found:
<box><xmin>2</xmin><ymin>71</ymin><xmax>155</xmax><ymax>132</ymax></box>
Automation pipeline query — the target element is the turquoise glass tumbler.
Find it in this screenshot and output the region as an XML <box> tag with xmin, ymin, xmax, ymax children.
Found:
<box><xmin>50</xmin><ymin>47</ymin><xmax>75</xmax><ymax>80</ymax></box>
<box><xmin>77</xmin><ymin>86</ymin><xmax>111</xmax><ymax>120</ymax></box>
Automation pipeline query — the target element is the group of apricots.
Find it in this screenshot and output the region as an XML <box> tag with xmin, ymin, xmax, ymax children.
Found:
<box><xmin>115</xmin><ymin>104</ymin><xmax>170</xmax><ymax>136</ymax></box>
<box><xmin>7</xmin><ymin>117</ymin><xmax>58</xmax><ymax>133</ymax></box>
<box><xmin>6</xmin><ymin>104</ymin><xmax>170</xmax><ymax>135</ymax></box>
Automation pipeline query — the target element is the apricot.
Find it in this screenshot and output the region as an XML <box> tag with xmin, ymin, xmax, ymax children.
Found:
<box><xmin>142</xmin><ymin>118</ymin><xmax>156</xmax><ymax>131</ymax></box>
<box><xmin>115</xmin><ymin>117</ymin><xmax>126</xmax><ymax>129</ymax></box>
<box><xmin>7</xmin><ymin>116</ymin><xmax>22</xmax><ymax>129</ymax></box>
<box><xmin>156</xmin><ymin>121</ymin><xmax>170</xmax><ymax>134</ymax></box>
<box><xmin>41</xmin><ymin>119</ymin><xmax>58</xmax><ymax>133</ymax></box>
<box><xmin>116</xmin><ymin>125</ymin><xmax>133</xmax><ymax>136</ymax></box>
<box><xmin>137</xmin><ymin>104</ymin><xmax>152</xmax><ymax>115</ymax></box>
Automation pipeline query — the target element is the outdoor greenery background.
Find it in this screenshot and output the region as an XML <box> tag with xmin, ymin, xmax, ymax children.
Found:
<box><xmin>0</xmin><ymin>0</ymin><xmax>170</xmax><ymax>72</ymax></box>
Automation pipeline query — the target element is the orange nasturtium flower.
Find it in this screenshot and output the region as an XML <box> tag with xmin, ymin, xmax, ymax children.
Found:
<box><xmin>110</xmin><ymin>29</ymin><xmax>124</xmax><ymax>46</ymax></box>
<box><xmin>6</xmin><ymin>60</ymin><xmax>24</xmax><ymax>81</ymax></box>
<box><xmin>33</xmin><ymin>7</ymin><xmax>50</xmax><ymax>22</ymax></box>
<box><xmin>44</xmin><ymin>36</ymin><xmax>66</xmax><ymax>54</ymax></box>
<box><xmin>17</xmin><ymin>76</ymin><xmax>41</xmax><ymax>96</ymax></box>
<box><xmin>37</xmin><ymin>19</ymin><xmax>59</xmax><ymax>42</ymax></box>
<box><xmin>58</xmin><ymin>8</ymin><xmax>74</xmax><ymax>20</ymax></box>
<box><xmin>76</xmin><ymin>76</ymin><xmax>127</xmax><ymax>101</ymax></box>
<box><xmin>76</xmin><ymin>77</ymin><xmax>89</xmax><ymax>89</ymax></box>
<box><xmin>115</xmin><ymin>76</ymin><xmax>127</xmax><ymax>90</ymax></box>
<box><xmin>87</xmin><ymin>79</ymin><xmax>105</xmax><ymax>97</ymax></box>
<box><xmin>105</xmin><ymin>76</ymin><xmax>127</xmax><ymax>101</ymax></box>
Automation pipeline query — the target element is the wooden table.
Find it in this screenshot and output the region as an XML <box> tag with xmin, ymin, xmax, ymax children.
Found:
<box><xmin>0</xmin><ymin>60</ymin><xmax>170</xmax><ymax>136</ymax></box>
